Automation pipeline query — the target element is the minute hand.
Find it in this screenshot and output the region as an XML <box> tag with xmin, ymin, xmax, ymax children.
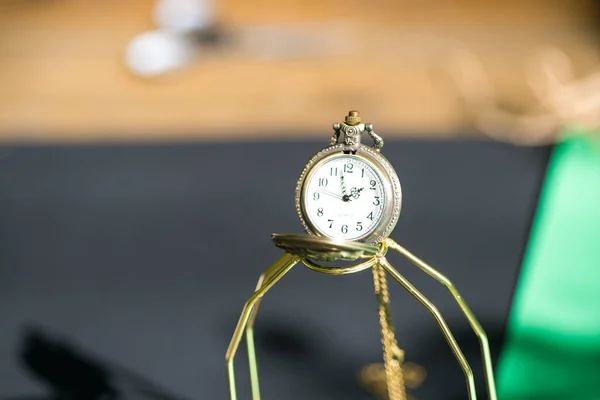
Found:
<box><xmin>317</xmin><ymin>188</ymin><xmax>343</xmax><ymax>200</ymax></box>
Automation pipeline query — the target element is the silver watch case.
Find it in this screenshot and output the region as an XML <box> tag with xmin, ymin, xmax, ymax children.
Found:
<box><xmin>295</xmin><ymin>143</ymin><xmax>402</xmax><ymax>245</ymax></box>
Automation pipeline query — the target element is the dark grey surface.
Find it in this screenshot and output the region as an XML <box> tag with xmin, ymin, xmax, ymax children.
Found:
<box><xmin>0</xmin><ymin>140</ymin><xmax>550</xmax><ymax>399</ymax></box>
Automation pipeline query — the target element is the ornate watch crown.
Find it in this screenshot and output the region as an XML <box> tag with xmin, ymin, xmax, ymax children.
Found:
<box><xmin>345</xmin><ymin>110</ymin><xmax>362</xmax><ymax>126</ymax></box>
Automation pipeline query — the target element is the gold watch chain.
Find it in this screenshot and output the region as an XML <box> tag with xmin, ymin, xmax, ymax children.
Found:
<box><xmin>372</xmin><ymin>261</ymin><xmax>407</xmax><ymax>400</ymax></box>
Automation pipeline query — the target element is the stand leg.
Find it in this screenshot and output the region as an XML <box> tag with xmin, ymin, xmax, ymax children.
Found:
<box><xmin>385</xmin><ymin>239</ymin><xmax>498</xmax><ymax>400</ymax></box>
<box><xmin>246</xmin><ymin>255</ymin><xmax>291</xmax><ymax>399</ymax></box>
<box><xmin>377</xmin><ymin>256</ymin><xmax>478</xmax><ymax>400</ymax></box>
<box><xmin>225</xmin><ymin>254</ymin><xmax>300</xmax><ymax>400</ymax></box>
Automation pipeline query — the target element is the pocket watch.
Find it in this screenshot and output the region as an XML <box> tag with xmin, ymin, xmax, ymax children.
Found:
<box><xmin>295</xmin><ymin>110</ymin><xmax>402</xmax><ymax>245</ymax></box>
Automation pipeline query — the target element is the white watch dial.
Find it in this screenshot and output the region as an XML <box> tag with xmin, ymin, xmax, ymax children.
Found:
<box><xmin>303</xmin><ymin>155</ymin><xmax>386</xmax><ymax>241</ymax></box>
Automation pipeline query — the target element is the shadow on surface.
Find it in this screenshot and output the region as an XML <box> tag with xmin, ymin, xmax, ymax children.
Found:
<box><xmin>5</xmin><ymin>326</ymin><xmax>190</xmax><ymax>400</ymax></box>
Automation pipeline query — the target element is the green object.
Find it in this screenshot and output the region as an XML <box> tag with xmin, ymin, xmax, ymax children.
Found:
<box><xmin>496</xmin><ymin>132</ymin><xmax>600</xmax><ymax>400</ymax></box>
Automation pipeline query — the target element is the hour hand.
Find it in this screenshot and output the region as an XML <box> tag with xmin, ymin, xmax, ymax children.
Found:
<box><xmin>340</xmin><ymin>172</ymin><xmax>348</xmax><ymax>197</ymax></box>
<box><xmin>341</xmin><ymin>172</ymin><xmax>353</xmax><ymax>203</ymax></box>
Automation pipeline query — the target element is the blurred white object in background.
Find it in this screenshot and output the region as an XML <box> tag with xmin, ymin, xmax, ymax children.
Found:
<box><xmin>125</xmin><ymin>30</ymin><xmax>195</xmax><ymax>77</ymax></box>
<box><xmin>125</xmin><ymin>0</ymin><xmax>214</xmax><ymax>77</ymax></box>
<box><xmin>153</xmin><ymin>0</ymin><xmax>214</xmax><ymax>32</ymax></box>
<box><xmin>125</xmin><ymin>0</ymin><xmax>359</xmax><ymax>77</ymax></box>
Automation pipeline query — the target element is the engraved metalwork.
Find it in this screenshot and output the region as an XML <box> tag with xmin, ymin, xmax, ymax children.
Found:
<box><xmin>330</xmin><ymin>110</ymin><xmax>384</xmax><ymax>151</ymax></box>
<box><xmin>271</xmin><ymin>233</ymin><xmax>378</xmax><ymax>262</ymax></box>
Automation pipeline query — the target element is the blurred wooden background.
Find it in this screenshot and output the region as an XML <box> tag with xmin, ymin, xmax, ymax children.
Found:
<box><xmin>0</xmin><ymin>0</ymin><xmax>598</xmax><ymax>143</ymax></box>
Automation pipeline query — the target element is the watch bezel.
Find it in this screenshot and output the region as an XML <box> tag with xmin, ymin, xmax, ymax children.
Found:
<box><xmin>295</xmin><ymin>143</ymin><xmax>402</xmax><ymax>245</ymax></box>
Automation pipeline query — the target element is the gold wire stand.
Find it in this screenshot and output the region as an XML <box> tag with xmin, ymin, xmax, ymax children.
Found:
<box><xmin>225</xmin><ymin>235</ymin><xmax>498</xmax><ymax>400</ymax></box>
